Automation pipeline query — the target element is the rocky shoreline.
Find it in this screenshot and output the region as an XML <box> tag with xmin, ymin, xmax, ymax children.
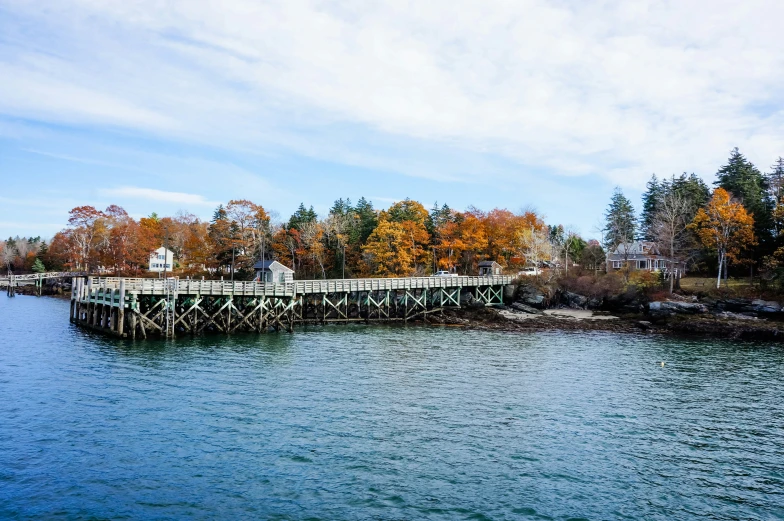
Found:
<box><xmin>427</xmin><ymin>306</ymin><xmax>784</xmax><ymax>341</ymax></box>
<box><xmin>427</xmin><ymin>284</ymin><xmax>784</xmax><ymax>342</ymax></box>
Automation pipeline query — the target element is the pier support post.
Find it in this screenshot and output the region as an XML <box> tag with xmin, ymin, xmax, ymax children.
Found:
<box><xmin>130</xmin><ymin>293</ymin><xmax>137</xmax><ymax>340</ymax></box>
<box><xmin>86</xmin><ymin>278</ymin><xmax>94</xmax><ymax>325</ymax></box>
<box><xmin>70</xmin><ymin>279</ymin><xmax>76</xmax><ymax>322</ymax></box>
<box><xmin>117</xmin><ymin>280</ymin><xmax>125</xmax><ymax>337</ymax></box>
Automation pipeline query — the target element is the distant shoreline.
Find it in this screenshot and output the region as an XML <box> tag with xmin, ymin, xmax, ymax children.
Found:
<box><xmin>427</xmin><ymin>306</ymin><xmax>784</xmax><ymax>342</ymax></box>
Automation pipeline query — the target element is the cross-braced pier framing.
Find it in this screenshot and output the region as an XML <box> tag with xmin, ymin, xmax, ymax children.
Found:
<box><xmin>69</xmin><ymin>275</ymin><xmax>512</xmax><ymax>338</ymax></box>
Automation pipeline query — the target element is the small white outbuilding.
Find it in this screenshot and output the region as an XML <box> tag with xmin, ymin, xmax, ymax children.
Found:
<box><xmin>253</xmin><ymin>260</ymin><xmax>294</xmax><ymax>284</ymax></box>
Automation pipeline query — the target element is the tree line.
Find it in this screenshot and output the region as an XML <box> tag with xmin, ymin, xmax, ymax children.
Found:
<box><xmin>3</xmin><ymin>198</ymin><xmax>605</xmax><ymax>280</ymax></box>
<box><xmin>603</xmin><ymin>148</ymin><xmax>783</xmax><ymax>289</ymax></box>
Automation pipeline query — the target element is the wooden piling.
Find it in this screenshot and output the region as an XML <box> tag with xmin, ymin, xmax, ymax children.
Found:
<box><xmin>117</xmin><ymin>280</ymin><xmax>125</xmax><ymax>337</ymax></box>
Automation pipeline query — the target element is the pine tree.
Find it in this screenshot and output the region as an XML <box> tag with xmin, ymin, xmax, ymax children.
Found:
<box><xmin>288</xmin><ymin>203</ymin><xmax>317</xmax><ymax>231</ymax></box>
<box><xmin>640</xmin><ymin>174</ymin><xmax>663</xmax><ymax>240</ymax></box>
<box><xmin>31</xmin><ymin>258</ymin><xmax>45</xmax><ymax>273</ymax></box>
<box><xmin>329</xmin><ymin>198</ymin><xmax>352</xmax><ymax>217</ymax></box>
<box><xmin>604</xmin><ymin>188</ymin><xmax>637</xmax><ymax>251</ymax></box>
<box><xmin>354</xmin><ymin>197</ymin><xmax>377</xmax><ymax>243</ymax></box>
<box><xmin>212</xmin><ymin>205</ymin><xmax>227</xmax><ymax>223</ymax></box>
<box><xmin>671</xmin><ymin>173</ymin><xmax>710</xmax><ymax>212</ymax></box>
<box><xmin>715</xmin><ymin>148</ymin><xmax>772</xmax><ymax>255</ymax></box>
<box><xmin>768</xmin><ymin>157</ymin><xmax>784</xmax><ymax>203</ymax></box>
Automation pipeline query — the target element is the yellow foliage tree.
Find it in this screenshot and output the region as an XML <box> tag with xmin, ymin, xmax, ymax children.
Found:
<box><xmin>690</xmin><ymin>187</ymin><xmax>756</xmax><ymax>288</ymax></box>
<box><xmin>362</xmin><ymin>219</ymin><xmax>414</xmax><ymax>276</ymax></box>
<box><xmin>380</xmin><ymin>199</ymin><xmax>431</xmax><ymax>272</ymax></box>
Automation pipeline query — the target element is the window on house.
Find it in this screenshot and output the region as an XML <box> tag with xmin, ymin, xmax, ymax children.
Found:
<box><xmin>279</xmin><ymin>273</ymin><xmax>285</xmax><ymax>283</ymax></box>
<box><xmin>612</xmin><ymin>261</ymin><xmax>622</xmax><ymax>269</ymax></box>
<box><xmin>639</xmin><ymin>260</ymin><xmax>647</xmax><ymax>269</ymax></box>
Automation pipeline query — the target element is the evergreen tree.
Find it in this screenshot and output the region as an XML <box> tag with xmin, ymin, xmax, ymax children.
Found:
<box><xmin>670</xmin><ymin>173</ymin><xmax>710</xmax><ymax>212</ymax></box>
<box><xmin>31</xmin><ymin>258</ymin><xmax>45</xmax><ymax>273</ymax></box>
<box><xmin>354</xmin><ymin>197</ymin><xmax>378</xmax><ymax>243</ymax></box>
<box><xmin>288</xmin><ymin>203</ymin><xmax>317</xmax><ymax>231</ymax></box>
<box><xmin>212</xmin><ymin>205</ymin><xmax>226</xmax><ymax>223</ymax></box>
<box><xmin>603</xmin><ymin>188</ymin><xmax>637</xmax><ymax>251</ymax></box>
<box><xmin>426</xmin><ymin>202</ymin><xmax>453</xmax><ymax>235</ymax></box>
<box><xmin>548</xmin><ymin>224</ymin><xmax>565</xmax><ymax>244</ymax></box>
<box><xmin>640</xmin><ymin>174</ymin><xmax>663</xmax><ymax>240</ymax></box>
<box><xmin>768</xmin><ymin>157</ymin><xmax>784</xmax><ymax>203</ymax></box>
<box><xmin>329</xmin><ymin>198</ymin><xmax>353</xmax><ymax>217</ymax></box>
<box><xmin>715</xmin><ymin>147</ymin><xmax>773</xmax><ymax>254</ymax></box>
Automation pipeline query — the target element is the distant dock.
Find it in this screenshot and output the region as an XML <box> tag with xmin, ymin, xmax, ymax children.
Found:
<box><xmin>2</xmin><ymin>272</ymin><xmax>85</xmax><ymax>297</ymax></box>
<box><xmin>69</xmin><ymin>275</ymin><xmax>513</xmax><ymax>338</ymax></box>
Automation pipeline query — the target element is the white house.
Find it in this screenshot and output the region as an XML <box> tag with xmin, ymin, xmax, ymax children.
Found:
<box><xmin>149</xmin><ymin>247</ymin><xmax>174</xmax><ymax>273</ymax></box>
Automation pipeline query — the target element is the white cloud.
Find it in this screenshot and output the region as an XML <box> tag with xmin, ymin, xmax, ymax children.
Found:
<box><xmin>98</xmin><ymin>186</ymin><xmax>219</xmax><ymax>206</ymax></box>
<box><xmin>1</xmin><ymin>0</ymin><xmax>784</xmax><ymax>189</ymax></box>
<box><xmin>370</xmin><ymin>196</ymin><xmax>401</xmax><ymax>205</ymax></box>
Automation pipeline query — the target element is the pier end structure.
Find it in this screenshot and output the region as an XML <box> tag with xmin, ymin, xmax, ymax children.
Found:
<box><xmin>70</xmin><ymin>275</ymin><xmax>513</xmax><ymax>338</ymax></box>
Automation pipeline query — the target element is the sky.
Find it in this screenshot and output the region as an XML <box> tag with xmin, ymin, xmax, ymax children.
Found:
<box><xmin>1</xmin><ymin>0</ymin><xmax>784</xmax><ymax>240</ymax></box>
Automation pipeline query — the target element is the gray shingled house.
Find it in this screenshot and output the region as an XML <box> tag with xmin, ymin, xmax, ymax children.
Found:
<box><xmin>253</xmin><ymin>260</ymin><xmax>294</xmax><ymax>283</ymax></box>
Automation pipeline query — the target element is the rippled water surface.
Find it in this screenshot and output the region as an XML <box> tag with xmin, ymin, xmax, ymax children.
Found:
<box><xmin>1</xmin><ymin>295</ymin><xmax>783</xmax><ymax>520</ymax></box>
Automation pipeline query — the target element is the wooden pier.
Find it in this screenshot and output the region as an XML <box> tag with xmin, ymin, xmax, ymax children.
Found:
<box><xmin>2</xmin><ymin>272</ymin><xmax>86</xmax><ymax>297</ymax></box>
<box><xmin>69</xmin><ymin>275</ymin><xmax>513</xmax><ymax>338</ymax></box>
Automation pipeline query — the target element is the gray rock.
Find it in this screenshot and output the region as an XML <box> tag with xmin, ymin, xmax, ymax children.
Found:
<box><xmin>509</xmin><ymin>302</ymin><xmax>543</xmax><ymax>314</ymax></box>
<box><xmin>751</xmin><ymin>300</ymin><xmax>781</xmax><ymax>313</ymax></box>
<box><xmin>563</xmin><ymin>291</ymin><xmax>589</xmax><ymax>309</ymax></box>
<box><xmin>718</xmin><ymin>298</ymin><xmax>753</xmax><ymax>312</ymax></box>
<box><xmin>587</xmin><ymin>297</ymin><xmax>603</xmax><ymax>309</ymax></box>
<box><xmin>718</xmin><ymin>311</ymin><xmax>760</xmax><ymax>321</ymax></box>
<box><xmin>637</xmin><ymin>320</ymin><xmax>652</xmax><ymax>330</ymax></box>
<box><xmin>516</xmin><ymin>284</ymin><xmax>546</xmax><ymax>308</ymax></box>
<box><xmin>649</xmin><ymin>301</ymin><xmax>708</xmax><ymax>315</ymax></box>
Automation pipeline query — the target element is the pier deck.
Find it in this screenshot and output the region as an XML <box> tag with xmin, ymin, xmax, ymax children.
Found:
<box><xmin>69</xmin><ymin>275</ymin><xmax>513</xmax><ymax>338</ymax></box>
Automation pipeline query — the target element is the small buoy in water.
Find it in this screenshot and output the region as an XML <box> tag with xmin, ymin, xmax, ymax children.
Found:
<box><xmin>661</xmin><ymin>361</ymin><xmax>666</xmax><ymax>367</ymax></box>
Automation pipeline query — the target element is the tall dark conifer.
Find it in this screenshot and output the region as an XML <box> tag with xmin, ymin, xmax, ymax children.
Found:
<box><xmin>604</xmin><ymin>188</ymin><xmax>637</xmax><ymax>250</ymax></box>
<box><xmin>768</xmin><ymin>157</ymin><xmax>784</xmax><ymax>203</ymax></box>
<box><xmin>288</xmin><ymin>203</ymin><xmax>318</xmax><ymax>231</ymax></box>
<box><xmin>354</xmin><ymin>197</ymin><xmax>378</xmax><ymax>243</ymax></box>
<box><xmin>715</xmin><ymin>148</ymin><xmax>773</xmax><ymax>256</ymax></box>
<box><xmin>640</xmin><ymin>174</ymin><xmax>663</xmax><ymax>240</ymax></box>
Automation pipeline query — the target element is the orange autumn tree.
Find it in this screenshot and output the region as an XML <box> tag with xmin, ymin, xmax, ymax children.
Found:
<box><xmin>434</xmin><ymin>216</ymin><xmax>466</xmax><ymax>271</ymax></box>
<box><xmin>690</xmin><ymin>187</ymin><xmax>756</xmax><ymax>288</ymax></box>
<box><xmin>481</xmin><ymin>208</ymin><xmax>546</xmax><ymax>267</ymax></box>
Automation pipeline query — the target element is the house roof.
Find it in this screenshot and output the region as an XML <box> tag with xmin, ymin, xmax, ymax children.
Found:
<box><xmin>253</xmin><ymin>260</ymin><xmax>294</xmax><ymax>272</ymax></box>
<box><xmin>611</xmin><ymin>241</ymin><xmax>660</xmax><ymax>256</ymax></box>
<box><xmin>478</xmin><ymin>260</ymin><xmax>501</xmax><ymax>267</ymax></box>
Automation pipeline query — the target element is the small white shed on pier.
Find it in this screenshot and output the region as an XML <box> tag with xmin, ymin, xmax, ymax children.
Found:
<box><xmin>254</xmin><ymin>260</ymin><xmax>294</xmax><ymax>284</ymax></box>
<box><xmin>478</xmin><ymin>260</ymin><xmax>502</xmax><ymax>276</ymax></box>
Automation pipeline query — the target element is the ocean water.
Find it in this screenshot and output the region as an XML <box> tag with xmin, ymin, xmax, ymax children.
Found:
<box><xmin>1</xmin><ymin>294</ymin><xmax>782</xmax><ymax>520</ymax></box>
